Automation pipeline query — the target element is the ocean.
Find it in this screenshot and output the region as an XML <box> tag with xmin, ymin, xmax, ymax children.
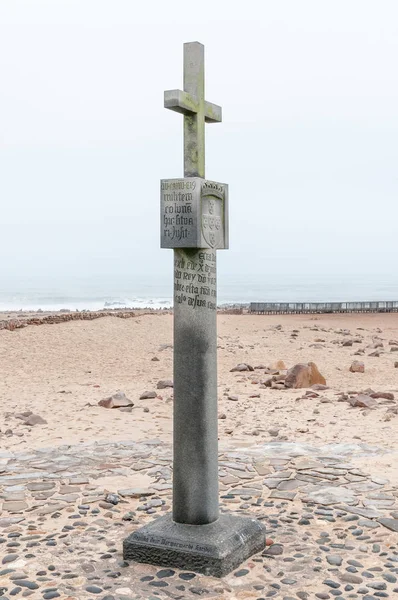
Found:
<box><xmin>1</xmin><ymin>273</ymin><xmax>398</xmax><ymax>312</ymax></box>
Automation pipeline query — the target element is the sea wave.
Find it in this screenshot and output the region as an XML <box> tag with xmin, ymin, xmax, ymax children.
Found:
<box><xmin>0</xmin><ymin>296</ymin><xmax>173</xmax><ymax>312</ymax></box>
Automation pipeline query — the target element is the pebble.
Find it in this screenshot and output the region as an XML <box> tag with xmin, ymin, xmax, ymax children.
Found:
<box><xmin>2</xmin><ymin>554</ymin><xmax>18</xmax><ymax>565</ymax></box>
<box><xmin>234</xmin><ymin>569</ymin><xmax>249</xmax><ymax>577</ymax></box>
<box><xmin>327</xmin><ymin>555</ymin><xmax>343</xmax><ymax>566</ymax></box>
<box><xmin>85</xmin><ymin>586</ymin><xmax>103</xmax><ymax>594</ymax></box>
<box><xmin>13</xmin><ymin>581</ymin><xmax>39</xmax><ymax>590</ymax></box>
<box><xmin>156</xmin><ymin>569</ymin><xmax>175</xmax><ymax>578</ymax></box>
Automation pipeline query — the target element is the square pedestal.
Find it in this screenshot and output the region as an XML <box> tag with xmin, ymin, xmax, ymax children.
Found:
<box><xmin>123</xmin><ymin>513</ymin><xmax>266</xmax><ymax>577</ymax></box>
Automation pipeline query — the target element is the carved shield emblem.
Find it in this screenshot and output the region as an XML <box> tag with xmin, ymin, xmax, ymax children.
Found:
<box><xmin>201</xmin><ymin>186</ymin><xmax>224</xmax><ymax>249</ymax></box>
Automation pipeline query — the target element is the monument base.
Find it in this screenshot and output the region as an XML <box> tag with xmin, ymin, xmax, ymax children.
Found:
<box><xmin>123</xmin><ymin>513</ymin><xmax>266</xmax><ymax>577</ymax></box>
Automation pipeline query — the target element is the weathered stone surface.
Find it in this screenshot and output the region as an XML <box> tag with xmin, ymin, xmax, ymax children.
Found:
<box><xmin>98</xmin><ymin>392</ymin><xmax>134</xmax><ymax>409</ymax></box>
<box><xmin>123</xmin><ymin>513</ymin><xmax>266</xmax><ymax>577</ymax></box>
<box><xmin>284</xmin><ymin>362</ymin><xmax>326</xmax><ymax>389</ymax></box>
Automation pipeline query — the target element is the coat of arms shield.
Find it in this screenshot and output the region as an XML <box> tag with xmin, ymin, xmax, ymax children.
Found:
<box><xmin>201</xmin><ymin>183</ymin><xmax>224</xmax><ymax>249</ymax></box>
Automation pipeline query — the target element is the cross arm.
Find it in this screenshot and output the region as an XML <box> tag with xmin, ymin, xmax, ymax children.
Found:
<box><xmin>164</xmin><ymin>90</ymin><xmax>222</xmax><ymax>124</ymax></box>
<box><xmin>164</xmin><ymin>89</ymin><xmax>198</xmax><ymax>115</ymax></box>
<box><xmin>205</xmin><ymin>101</ymin><xmax>222</xmax><ymax>123</ymax></box>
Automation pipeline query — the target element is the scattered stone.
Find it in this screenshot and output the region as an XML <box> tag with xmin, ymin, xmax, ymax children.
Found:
<box><xmin>230</xmin><ymin>363</ymin><xmax>254</xmax><ymax>372</ymax></box>
<box><xmin>156</xmin><ymin>380</ymin><xmax>173</xmax><ymax>389</ymax></box>
<box><xmin>105</xmin><ymin>493</ymin><xmax>119</xmax><ymax>505</ymax></box>
<box><xmin>118</xmin><ymin>488</ymin><xmax>154</xmax><ymax>498</ymax></box>
<box><xmin>371</xmin><ymin>392</ymin><xmax>394</xmax><ymax>400</ymax></box>
<box><xmin>263</xmin><ymin>544</ymin><xmax>284</xmax><ymax>556</ymax></box>
<box><xmin>326</xmin><ymin>555</ymin><xmax>342</xmax><ymax>566</ymax></box>
<box><xmin>349</xmin><ymin>394</ymin><xmax>378</xmax><ymax>409</ymax></box>
<box><xmin>349</xmin><ymin>361</ymin><xmax>365</xmax><ymax>373</ymax></box>
<box><xmin>284</xmin><ymin>362</ymin><xmax>326</xmax><ymax>389</ymax></box>
<box><xmin>139</xmin><ymin>391</ymin><xmax>157</xmax><ymax>399</ymax></box>
<box><xmin>23</xmin><ymin>414</ymin><xmax>47</xmax><ymax>426</ymax></box>
<box><xmin>98</xmin><ymin>392</ymin><xmax>134</xmax><ymax>409</ymax></box>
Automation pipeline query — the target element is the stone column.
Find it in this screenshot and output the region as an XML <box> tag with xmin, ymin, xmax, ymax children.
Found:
<box><xmin>173</xmin><ymin>248</ymin><xmax>218</xmax><ymax>524</ymax></box>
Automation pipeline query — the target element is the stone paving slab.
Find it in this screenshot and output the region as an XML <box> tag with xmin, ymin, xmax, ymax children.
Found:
<box><xmin>0</xmin><ymin>439</ymin><xmax>397</xmax><ymax>599</ymax></box>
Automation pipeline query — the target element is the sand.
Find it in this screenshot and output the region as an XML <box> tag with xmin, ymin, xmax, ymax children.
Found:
<box><xmin>1</xmin><ymin>312</ymin><xmax>397</xmax><ymax>480</ymax></box>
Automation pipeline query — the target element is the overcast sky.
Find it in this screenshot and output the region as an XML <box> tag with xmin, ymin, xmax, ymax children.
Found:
<box><xmin>0</xmin><ymin>0</ymin><xmax>397</xmax><ymax>291</ymax></box>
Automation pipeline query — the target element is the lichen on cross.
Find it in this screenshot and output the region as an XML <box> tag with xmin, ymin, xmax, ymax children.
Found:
<box><xmin>164</xmin><ymin>42</ymin><xmax>222</xmax><ymax>179</ymax></box>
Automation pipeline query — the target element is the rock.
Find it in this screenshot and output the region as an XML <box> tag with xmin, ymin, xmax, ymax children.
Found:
<box><xmin>391</xmin><ymin>346</ymin><xmax>398</xmax><ymax>352</ymax></box>
<box><xmin>268</xmin><ymin>428</ymin><xmax>279</xmax><ymax>436</ymax></box>
<box><xmin>262</xmin><ymin>543</ymin><xmax>283</xmax><ymax>556</ymax></box>
<box><xmin>151</xmin><ymin>356</ymin><xmax>160</xmax><ymax>361</ymax></box>
<box><xmin>98</xmin><ymin>392</ymin><xmax>134</xmax><ymax>409</ymax></box>
<box><xmin>23</xmin><ymin>414</ymin><xmax>47</xmax><ymax>426</ymax></box>
<box><xmin>118</xmin><ymin>488</ymin><xmax>154</xmax><ymax>498</ymax></box>
<box><xmin>2</xmin><ymin>554</ymin><xmax>19</xmax><ymax>564</ymax></box>
<box><xmin>139</xmin><ymin>391</ymin><xmax>157</xmax><ymax>400</ymax></box>
<box><xmin>377</xmin><ymin>518</ymin><xmax>398</xmax><ymax>532</ymax></box>
<box><xmin>340</xmin><ymin>572</ymin><xmax>363</xmax><ymax>584</ymax></box>
<box><xmin>227</xmin><ymin>395</ymin><xmax>239</xmax><ymax>401</ymax></box>
<box><xmin>303</xmin><ymin>486</ymin><xmax>357</xmax><ymax>506</ymax></box>
<box><xmin>327</xmin><ymin>555</ymin><xmax>342</xmax><ymax>566</ymax></box>
<box><xmin>2</xmin><ymin>501</ymin><xmax>28</xmax><ymax>512</ymax></box>
<box><xmin>284</xmin><ymin>362</ymin><xmax>326</xmax><ymax>389</ymax></box>
<box><xmin>395</xmin><ymin>362</ymin><xmax>398</xmax><ymax>368</ymax></box>
<box><xmin>230</xmin><ymin>363</ymin><xmax>254</xmax><ymax>372</ymax></box>
<box><xmin>370</xmin><ymin>392</ymin><xmax>394</xmax><ymax>400</ymax></box>
<box><xmin>349</xmin><ymin>394</ymin><xmax>377</xmax><ymax>409</ymax></box>
<box><xmin>349</xmin><ymin>361</ymin><xmax>365</xmax><ymax>373</ymax></box>
<box><xmin>105</xmin><ymin>493</ymin><xmax>119</xmax><ymax>505</ymax></box>
<box><xmin>157</xmin><ymin>380</ymin><xmax>173</xmax><ymax>389</ymax></box>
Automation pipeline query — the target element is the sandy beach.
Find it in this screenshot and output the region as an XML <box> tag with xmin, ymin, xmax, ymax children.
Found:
<box><xmin>1</xmin><ymin>311</ymin><xmax>397</xmax><ymax>461</ymax></box>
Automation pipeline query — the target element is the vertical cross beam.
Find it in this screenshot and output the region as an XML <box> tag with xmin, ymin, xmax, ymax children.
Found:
<box><xmin>183</xmin><ymin>42</ymin><xmax>205</xmax><ymax>178</ymax></box>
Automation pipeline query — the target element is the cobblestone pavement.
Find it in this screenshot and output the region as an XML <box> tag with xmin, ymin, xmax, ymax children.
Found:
<box><xmin>1</xmin><ymin>440</ymin><xmax>398</xmax><ymax>600</ymax></box>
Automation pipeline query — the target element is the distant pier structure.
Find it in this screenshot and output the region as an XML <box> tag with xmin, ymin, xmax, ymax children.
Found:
<box><xmin>249</xmin><ymin>301</ymin><xmax>398</xmax><ymax>314</ymax></box>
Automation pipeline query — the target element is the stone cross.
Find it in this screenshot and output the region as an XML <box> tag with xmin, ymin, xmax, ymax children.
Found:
<box><xmin>123</xmin><ymin>42</ymin><xmax>266</xmax><ymax>577</ymax></box>
<box><xmin>164</xmin><ymin>41</ymin><xmax>222</xmax><ymax>179</ymax></box>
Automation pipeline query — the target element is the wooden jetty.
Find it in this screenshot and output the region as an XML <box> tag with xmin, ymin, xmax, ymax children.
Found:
<box><xmin>249</xmin><ymin>301</ymin><xmax>398</xmax><ymax>314</ymax></box>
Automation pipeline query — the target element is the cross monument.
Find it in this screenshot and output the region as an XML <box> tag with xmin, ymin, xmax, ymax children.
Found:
<box><xmin>123</xmin><ymin>41</ymin><xmax>266</xmax><ymax>577</ymax></box>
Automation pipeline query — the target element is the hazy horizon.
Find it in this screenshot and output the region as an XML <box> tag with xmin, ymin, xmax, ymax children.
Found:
<box><xmin>1</xmin><ymin>1</ymin><xmax>397</xmax><ymax>301</ymax></box>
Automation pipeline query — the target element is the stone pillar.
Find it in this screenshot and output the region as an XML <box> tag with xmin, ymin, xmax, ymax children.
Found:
<box><xmin>173</xmin><ymin>248</ymin><xmax>218</xmax><ymax>524</ymax></box>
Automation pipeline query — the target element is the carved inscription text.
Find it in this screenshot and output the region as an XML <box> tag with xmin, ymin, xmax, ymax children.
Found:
<box><xmin>174</xmin><ymin>249</ymin><xmax>216</xmax><ymax>311</ymax></box>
